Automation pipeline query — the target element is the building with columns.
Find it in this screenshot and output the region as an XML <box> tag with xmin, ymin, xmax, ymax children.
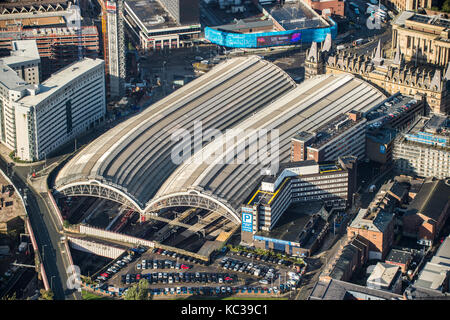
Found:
<box><xmin>388</xmin><ymin>0</ymin><xmax>433</xmax><ymax>12</ymax></box>
<box><xmin>392</xmin><ymin>11</ymin><xmax>450</xmax><ymax>68</ymax></box>
<box><xmin>123</xmin><ymin>0</ymin><xmax>201</xmax><ymax>51</ymax></box>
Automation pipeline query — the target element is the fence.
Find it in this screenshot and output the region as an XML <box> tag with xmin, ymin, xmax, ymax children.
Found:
<box><xmin>26</xmin><ymin>218</ymin><xmax>50</xmax><ymax>291</ymax></box>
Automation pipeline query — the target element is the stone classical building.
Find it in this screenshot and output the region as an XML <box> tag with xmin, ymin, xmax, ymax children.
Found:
<box><xmin>388</xmin><ymin>0</ymin><xmax>432</xmax><ymax>13</ymax></box>
<box><xmin>305</xmin><ymin>35</ymin><xmax>450</xmax><ymax>114</ymax></box>
<box><xmin>392</xmin><ymin>11</ymin><xmax>450</xmax><ymax>68</ymax></box>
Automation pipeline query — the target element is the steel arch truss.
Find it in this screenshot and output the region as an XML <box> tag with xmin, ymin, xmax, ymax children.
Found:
<box><xmin>58</xmin><ymin>184</ymin><xmax>139</xmax><ymax>212</ymax></box>
<box><xmin>146</xmin><ymin>193</ymin><xmax>240</xmax><ymax>224</ymax></box>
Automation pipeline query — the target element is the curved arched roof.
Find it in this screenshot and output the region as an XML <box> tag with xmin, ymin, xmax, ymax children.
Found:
<box><xmin>55</xmin><ymin>56</ymin><xmax>387</xmax><ymax>218</ymax></box>
<box><xmin>55</xmin><ymin>56</ymin><xmax>297</xmax><ymax>208</ymax></box>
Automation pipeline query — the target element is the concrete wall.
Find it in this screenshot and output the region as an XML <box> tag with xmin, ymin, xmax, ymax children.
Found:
<box><xmin>68</xmin><ymin>237</ymin><xmax>125</xmax><ymax>259</ymax></box>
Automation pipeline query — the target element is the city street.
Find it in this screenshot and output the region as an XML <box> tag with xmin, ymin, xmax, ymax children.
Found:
<box><xmin>0</xmin><ymin>157</ymin><xmax>80</xmax><ymax>300</ymax></box>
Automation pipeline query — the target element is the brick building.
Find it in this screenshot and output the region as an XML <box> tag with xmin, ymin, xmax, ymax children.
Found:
<box><xmin>290</xmin><ymin>111</ymin><xmax>366</xmax><ymax>163</ymax></box>
<box><xmin>346</xmin><ymin>181</ymin><xmax>407</xmax><ymax>260</ymax></box>
<box><xmin>402</xmin><ymin>179</ymin><xmax>450</xmax><ymax>241</ymax></box>
<box><xmin>385</xmin><ymin>248</ymin><xmax>413</xmax><ymax>273</ymax></box>
<box><xmin>305</xmin><ymin>0</ymin><xmax>345</xmax><ymax>17</ymax></box>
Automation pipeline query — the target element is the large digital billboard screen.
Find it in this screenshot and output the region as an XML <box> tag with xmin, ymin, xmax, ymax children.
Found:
<box><xmin>256</xmin><ymin>32</ymin><xmax>301</xmax><ymax>47</ymax></box>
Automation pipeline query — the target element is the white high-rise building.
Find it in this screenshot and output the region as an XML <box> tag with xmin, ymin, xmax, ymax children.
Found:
<box><xmin>0</xmin><ymin>49</ymin><xmax>106</xmax><ymax>161</ymax></box>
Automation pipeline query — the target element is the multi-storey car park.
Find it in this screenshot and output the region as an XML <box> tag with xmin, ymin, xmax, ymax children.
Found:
<box><xmin>53</xmin><ymin>56</ymin><xmax>387</xmax><ymax>232</ymax></box>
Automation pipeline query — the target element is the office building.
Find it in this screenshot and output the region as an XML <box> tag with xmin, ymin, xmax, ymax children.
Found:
<box><xmin>291</xmin><ymin>110</ymin><xmax>367</xmax><ymax>162</ymax></box>
<box><xmin>0</xmin><ymin>60</ymin><xmax>37</xmax><ymax>152</ymax></box>
<box><xmin>123</xmin><ymin>0</ymin><xmax>201</xmax><ymax>51</ymax></box>
<box><xmin>393</xmin><ymin>114</ymin><xmax>449</xmax><ymax>179</ymax></box>
<box><xmin>159</xmin><ymin>0</ymin><xmax>199</xmax><ymax>25</ymax></box>
<box><xmin>1</xmin><ymin>40</ymin><xmax>41</xmax><ymax>85</ymax></box>
<box><xmin>240</xmin><ymin>157</ymin><xmax>357</xmax><ymax>256</ymax></box>
<box><xmin>1</xmin><ymin>58</ymin><xmax>106</xmax><ymax>161</ymax></box>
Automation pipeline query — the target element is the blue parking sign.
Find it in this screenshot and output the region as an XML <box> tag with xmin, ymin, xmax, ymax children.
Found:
<box><xmin>242</xmin><ymin>212</ymin><xmax>253</xmax><ymax>233</ymax></box>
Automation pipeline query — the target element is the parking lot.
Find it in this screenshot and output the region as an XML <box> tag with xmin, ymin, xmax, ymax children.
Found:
<box><xmin>90</xmin><ymin>245</ymin><xmax>304</xmax><ymax>299</ymax></box>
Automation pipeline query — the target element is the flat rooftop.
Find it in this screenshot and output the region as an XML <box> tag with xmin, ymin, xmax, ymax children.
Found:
<box><xmin>17</xmin><ymin>58</ymin><xmax>103</xmax><ymax>107</ymax></box>
<box><xmin>407</xmin><ymin>13</ymin><xmax>450</xmax><ymax>29</ymax></box>
<box><xmin>0</xmin><ymin>61</ymin><xmax>32</xmax><ymax>90</ymax></box>
<box><xmin>264</xmin><ymin>2</ymin><xmax>327</xmax><ymax>30</ymax></box>
<box><xmin>401</xmin><ymin>115</ymin><xmax>450</xmax><ymax>149</ymax></box>
<box><xmin>309</xmin><ymin>113</ymin><xmax>364</xmax><ymax>149</ymax></box>
<box><xmin>309</xmin><ymin>278</ymin><xmax>404</xmax><ymax>300</ymax></box>
<box><xmin>201</xmin><ymin>1</ymin><xmax>263</xmax><ymax>27</ymax></box>
<box><xmin>216</xmin><ymin>18</ymin><xmax>275</xmax><ymax>33</ymax></box>
<box><xmin>365</xmin><ymin>94</ymin><xmax>419</xmax><ymax>127</ymax></box>
<box><xmin>255</xmin><ymin>201</ymin><xmax>325</xmax><ymax>246</ymax></box>
<box><xmin>124</xmin><ymin>0</ymin><xmax>179</xmax><ymax>30</ymax></box>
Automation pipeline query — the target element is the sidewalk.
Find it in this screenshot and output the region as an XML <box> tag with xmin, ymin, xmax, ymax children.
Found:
<box><xmin>0</xmin><ymin>143</ymin><xmax>45</xmax><ymax>167</ymax></box>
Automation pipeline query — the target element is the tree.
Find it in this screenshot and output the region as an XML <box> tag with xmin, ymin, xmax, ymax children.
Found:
<box><xmin>442</xmin><ymin>0</ymin><xmax>450</xmax><ymax>12</ymax></box>
<box><xmin>39</xmin><ymin>289</ymin><xmax>54</xmax><ymax>300</ymax></box>
<box><xmin>124</xmin><ymin>279</ymin><xmax>150</xmax><ymax>300</ymax></box>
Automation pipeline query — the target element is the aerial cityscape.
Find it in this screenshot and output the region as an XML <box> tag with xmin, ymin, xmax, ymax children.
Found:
<box><xmin>0</xmin><ymin>0</ymin><xmax>448</xmax><ymax>304</ymax></box>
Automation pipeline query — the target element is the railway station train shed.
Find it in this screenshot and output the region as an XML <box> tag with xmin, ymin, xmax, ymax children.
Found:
<box><xmin>54</xmin><ymin>56</ymin><xmax>386</xmax><ymax>225</ymax></box>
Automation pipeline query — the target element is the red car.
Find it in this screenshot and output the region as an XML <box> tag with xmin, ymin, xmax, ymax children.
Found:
<box><xmin>136</xmin><ymin>274</ymin><xmax>141</xmax><ymax>280</ymax></box>
<box><xmin>224</xmin><ymin>276</ymin><xmax>232</xmax><ymax>282</ymax></box>
<box><xmin>180</xmin><ymin>264</ymin><xmax>190</xmax><ymax>270</ymax></box>
<box><xmin>101</xmin><ymin>273</ymin><xmax>109</xmax><ymax>278</ymax></box>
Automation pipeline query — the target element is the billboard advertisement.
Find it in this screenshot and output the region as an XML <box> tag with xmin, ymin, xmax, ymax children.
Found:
<box><xmin>241</xmin><ymin>211</ymin><xmax>253</xmax><ymax>233</ymax></box>
<box><xmin>204</xmin><ymin>18</ymin><xmax>336</xmax><ymax>48</ymax></box>
<box><xmin>256</xmin><ymin>32</ymin><xmax>301</xmax><ymax>47</ymax></box>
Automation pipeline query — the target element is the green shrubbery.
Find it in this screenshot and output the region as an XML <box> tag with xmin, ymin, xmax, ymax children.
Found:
<box><xmin>226</xmin><ymin>244</ymin><xmax>304</xmax><ymax>265</ymax></box>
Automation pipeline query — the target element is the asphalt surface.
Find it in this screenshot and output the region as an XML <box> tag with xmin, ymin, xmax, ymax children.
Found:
<box><xmin>0</xmin><ymin>157</ymin><xmax>79</xmax><ymax>300</ymax></box>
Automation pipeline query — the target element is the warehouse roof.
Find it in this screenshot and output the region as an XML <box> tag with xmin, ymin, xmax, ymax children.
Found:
<box><xmin>55</xmin><ymin>56</ymin><xmax>386</xmax><ymax>222</ymax></box>
<box><xmin>309</xmin><ymin>278</ymin><xmax>404</xmax><ymax>300</ymax></box>
<box><xmin>405</xmin><ymin>179</ymin><xmax>450</xmax><ymax>222</ymax></box>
